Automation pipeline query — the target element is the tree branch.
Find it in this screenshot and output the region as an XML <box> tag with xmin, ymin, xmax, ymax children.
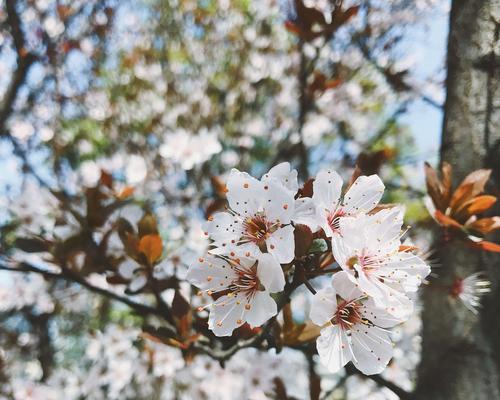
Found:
<box><xmin>346</xmin><ymin>364</ymin><xmax>413</xmax><ymax>399</ymax></box>
<box><xmin>1</xmin><ymin>0</ymin><xmax>37</xmax><ymax>136</ymax></box>
<box><xmin>0</xmin><ymin>261</ymin><xmax>176</xmax><ymax>335</ymax></box>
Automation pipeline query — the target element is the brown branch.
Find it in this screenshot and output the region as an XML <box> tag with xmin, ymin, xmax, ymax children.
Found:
<box><xmin>297</xmin><ymin>39</ymin><xmax>310</xmax><ymax>180</ymax></box>
<box><xmin>0</xmin><ymin>261</ymin><xmax>176</xmax><ymax>335</ymax></box>
<box><xmin>346</xmin><ymin>364</ymin><xmax>413</xmax><ymax>399</ymax></box>
<box><xmin>1</xmin><ymin>0</ymin><xmax>37</xmax><ymax>136</ymax></box>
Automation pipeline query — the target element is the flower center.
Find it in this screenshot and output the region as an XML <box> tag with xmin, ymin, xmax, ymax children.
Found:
<box><xmin>228</xmin><ymin>260</ymin><xmax>263</xmax><ymax>300</ymax></box>
<box><xmin>333</xmin><ymin>299</ymin><xmax>363</xmax><ymax>330</ymax></box>
<box><xmin>241</xmin><ymin>213</ymin><xmax>279</xmax><ymax>250</ymax></box>
<box><xmin>326</xmin><ymin>208</ymin><xmax>346</xmax><ymax>233</ymax></box>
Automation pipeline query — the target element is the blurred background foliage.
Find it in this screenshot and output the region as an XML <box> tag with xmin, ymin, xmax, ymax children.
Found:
<box><xmin>0</xmin><ymin>0</ymin><xmax>450</xmax><ymax>398</ymax></box>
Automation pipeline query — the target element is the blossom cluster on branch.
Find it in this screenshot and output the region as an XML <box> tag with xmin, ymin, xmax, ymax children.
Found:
<box><xmin>188</xmin><ymin>162</ymin><xmax>430</xmax><ymax>375</ymax></box>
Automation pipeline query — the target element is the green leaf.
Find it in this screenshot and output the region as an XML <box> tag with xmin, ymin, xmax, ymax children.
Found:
<box><xmin>308</xmin><ymin>239</ymin><xmax>328</xmax><ymax>254</ymax></box>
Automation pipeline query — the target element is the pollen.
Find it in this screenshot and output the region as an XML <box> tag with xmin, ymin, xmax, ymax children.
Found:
<box><xmin>206</xmin><ymin>276</ymin><xmax>213</xmax><ymax>282</ymax></box>
<box><xmin>283</xmin><ymin>204</ymin><xmax>288</xmax><ymax>210</ymax></box>
<box><xmin>237</xmin><ymin>319</ymin><xmax>243</xmax><ymax>324</ymax></box>
<box><xmin>244</xmin><ymin>183</ymin><xmax>249</xmax><ymax>188</ymax></box>
<box><xmin>199</xmin><ymin>257</ymin><xmax>204</xmax><ymax>263</ymax></box>
<box><xmin>245</xmin><ymin>304</ymin><xmax>251</xmax><ymax>310</ymax></box>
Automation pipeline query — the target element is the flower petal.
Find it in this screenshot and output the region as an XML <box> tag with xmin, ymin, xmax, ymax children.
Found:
<box><xmin>257</xmin><ymin>253</ymin><xmax>285</xmax><ymax>293</ymax></box>
<box><xmin>342</xmin><ymin>175</ymin><xmax>384</xmax><ymax>215</ymax></box>
<box><xmin>226</xmin><ymin>169</ymin><xmax>263</xmax><ymax>216</ymax></box>
<box><xmin>310</xmin><ymin>286</ymin><xmax>338</xmax><ymax>326</ymax></box>
<box><xmin>208</xmin><ymin>294</ymin><xmax>245</xmax><ymax>336</ymax></box>
<box><xmin>331</xmin><ymin>271</ymin><xmax>363</xmax><ymax>301</ymax></box>
<box><xmin>316</xmin><ymin>325</ymin><xmax>352</xmax><ymax>374</ymax></box>
<box><xmin>119</xmin><ymin>259</ymin><xmax>139</xmax><ymax>279</ymax></box>
<box><xmin>244</xmin><ymin>291</ymin><xmax>278</xmax><ymax>328</ymax></box>
<box><xmin>204</xmin><ymin>212</ymin><xmax>243</xmax><ymax>245</ymax></box>
<box><xmin>186</xmin><ymin>255</ymin><xmax>235</xmax><ymax>291</ymax></box>
<box><xmin>293</xmin><ymin>197</ymin><xmax>319</xmax><ymax>231</ymax></box>
<box><xmin>262</xmin><ymin>162</ymin><xmax>299</xmax><ymax>195</ymax></box>
<box><xmin>312</xmin><ymin>169</ymin><xmax>343</xmax><ymax>210</ymax></box>
<box><xmin>267</xmin><ymin>225</ymin><xmax>295</xmax><ymax>264</ymax></box>
<box><xmin>351</xmin><ymin>324</ymin><xmax>393</xmax><ymax>375</ymax></box>
<box><xmin>360</xmin><ymin>298</ymin><xmax>403</xmax><ymax>328</ymax></box>
<box><xmin>129</xmin><ymin>274</ymin><xmax>147</xmax><ymax>292</ymax></box>
<box><xmin>262</xmin><ymin>179</ymin><xmax>295</xmax><ymax>224</ymax></box>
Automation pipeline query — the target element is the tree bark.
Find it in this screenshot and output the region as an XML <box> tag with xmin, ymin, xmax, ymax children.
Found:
<box><xmin>415</xmin><ymin>1</ymin><xmax>500</xmax><ymax>399</ymax></box>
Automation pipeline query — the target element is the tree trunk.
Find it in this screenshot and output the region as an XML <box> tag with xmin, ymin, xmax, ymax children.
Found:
<box><xmin>415</xmin><ymin>0</ymin><xmax>500</xmax><ymax>399</ymax></box>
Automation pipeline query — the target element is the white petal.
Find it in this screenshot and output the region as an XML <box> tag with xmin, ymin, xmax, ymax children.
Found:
<box><xmin>342</xmin><ymin>175</ymin><xmax>384</xmax><ymax>215</ymax></box>
<box><xmin>186</xmin><ymin>255</ymin><xmax>235</xmax><ymax>291</ymax></box>
<box><xmin>293</xmin><ymin>197</ymin><xmax>319</xmax><ymax>231</ymax></box>
<box><xmin>381</xmin><ymin>252</ymin><xmax>430</xmax><ymax>292</ymax></box>
<box><xmin>266</xmin><ymin>225</ymin><xmax>295</xmax><ymax>264</ymax></box>
<box><xmin>337</xmin><ymin>216</ymin><xmax>367</xmax><ymax>250</ymax></box>
<box><xmin>257</xmin><ymin>253</ymin><xmax>285</xmax><ymax>293</ymax></box>
<box><xmin>363</xmin><ymin>207</ymin><xmax>404</xmax><ymax>253</ymax></box>
<box><xmin>262</xmin><ymin>162</ymin><xmax>299</xmax><ymax>195</ymax></box>
<box><xmin>310</xmin><ymin>286</ymin><xmax>338</xmax><ymax>326</ymax></box>
<box><xmin>351</xmin><ymin>324</ymin><xmax>393</xmax><ymax>375</ymax></box>
<box><xmin>331</xmin><ymin>233</ymin><xmax>351</xmax><ymax>267</ymax></box>
<box><xmin>129</xmin><ymin>274</ymin><xmax>147</xmax><ymax>292</ymax></box>
<box><xmin>208</xmin><ymin>294</ymin><xmax>245</xmax><ymax>336</ymax></box>
<box><xmin>262</xmin><ymin>179</ymin><xmax>295</xmax><ymax>224</ymax></box>
<box><xmin>245</xmin><ymin>291</ymin><xmax>278</xmax><ymax>327</ymax></box>
<box><xmin>354</xmin><ymin>265</ymin><xmax>387</xmax><ymax>301</ymax></box>
<box><xmin>312</xmin><ymin>169</ymin><xmax>343</xmax><ymax>210</ymax></box>
<box><xmin>119</xmin><ymin>259</ymin><xmax>139</xmax><ymax>279</ymax></box>
<box><xmin>226</xmin><ymin>169</ymin><xmax>263</xmax><ymax>216</ymax></box>
<box><xmin>331</xmin><ymin>271</ymin><xmax>363</xmax><ymax>301</ymax></box>
<box><xmin>360</xmin><ymin>299</ymin><xmax>403</xmax><ymax>328</ymax></box>
<box><xmin>205</xmin><ymin>212</ymin><xmax>243</xmax><ymax>245</ymax></box>
<box><xmin>316</xmin><ymin>325</ymin><xmax>352</xmax><ymax>374</ymax></box>
<box><xmin>424</xmin><ymin>195</ymin><xmax>437</xmax><ymax>220</ymax></box>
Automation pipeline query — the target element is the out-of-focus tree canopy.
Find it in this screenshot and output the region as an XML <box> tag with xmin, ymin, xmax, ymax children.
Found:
<box><xmin>2</xmin><ymin>0</ymin><xmax>498</xmax><ymax>399</ymax></box>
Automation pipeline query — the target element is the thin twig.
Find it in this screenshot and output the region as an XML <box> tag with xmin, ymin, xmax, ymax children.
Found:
<box><xmin>346</xmin><ymin>364</ymin><xmax>413</xmax><ymax>399</ymax></box>
<box><xmin>0</xmin><ymin>261</ymin><xmax>176</xmax><ymax>335</ymax></box>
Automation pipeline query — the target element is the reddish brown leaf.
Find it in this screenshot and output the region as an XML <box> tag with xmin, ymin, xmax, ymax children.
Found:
<box><xmin>138</xmin><ymin>234</ymin><xmax>163</xmax><ymax>265</ymax></box>
<box><xmin>138</xmin><ymin>213</ymin><xmax>158</xmax><ymax>237</ymax></box>
<box><xmin>440</xmin><ymin>162</ymin><xmax>452</xmax><ymax>205</ymax></box>
<box><xmin>465</xmin><ymin>195</ymin><xmax>497</xmax><ymax>215</ymax></box>
<box><xmin>434</xmin><ymin>210</ymin><xmax>462</xmax><ymax>229</ymax></box>
<box><xmin>284</xmin><ymin>20</ymin><xmax>302</xmax><ymax>36</ymax></box>
<box><xmin>450</xmin><ymin>169</ymin><xmax>492</xmax><ymax>211</ymax></box>
<box><xmin>117</xmin><ymin>186</ymin><xmax>135</xmax><ymax>200</ymax></box>
<box><xmin>294</xmin><ymin>0</ymin><xmax>326</xmax><ymax>30</ymax></box>
<box><xmin>172</xmin><ymin>290</ymin><xmax>191</xmax><ymax>319</ymax></box>
<box><xmin>294</xmin><ymin>224</ymin><xmax>313</xmax><ymax>257</ymax></box>
<box><xmin>469</xmin><ymin>240</ymin><xmax>500</xmax><ymax>253</ymax></box>
<box><xmin>467</xmin><ymin>217</ymin><xmax>500</xmax><ymax>234</ymax></box>
<box><xmin>449</xmin><ymin>182</ymin><xmax>475</xmax><ymax>215</ymax></box>
<box><xmin>424</xmin><ymin>162</ymin><xmax>446</xmax><ymax>212</ymax></box>
<box><xmin>100</xmin><ymin>170</ymin><xmax>114</xmax><ymax>189</ymax></box>
<box><xmin>210</xmin><ymin>176</ymin><xmax>227</xmax><ymax>197</ymax></box>
<box><xmin>297</xmin><ymin>178</ymin><xmax>314</xmax><ymax>198</ymax></box>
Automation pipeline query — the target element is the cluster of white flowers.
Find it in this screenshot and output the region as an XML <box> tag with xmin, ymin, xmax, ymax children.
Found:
<box><xmin>188</xmin><ymin>163</ymin><xmax>430</xmax><ymax>375</ymax></box>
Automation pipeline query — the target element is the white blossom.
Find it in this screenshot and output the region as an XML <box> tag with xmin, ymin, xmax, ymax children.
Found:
<box><xmin>312</xmin><ymin>169</ymin><xmax>385</xmax><ymax>237</ymax></box>
<box><xmin>205</xmin><ymin>163</ymin><xmax>317</xmax><ymax>263</ymax></box>
<box><xmin>310</xmin><ymin>272</ymin><xmax>401</xmax><ymax>375</ymax></box>
<box><xmin>332</xmin><ymin>208</ymin><xmax>430</xmax><ymax>318</ymax></box>
<box><xmin>187</xmin><ymin>251</ymin><xmax>285</xmax><ymax>336</ymax></box>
